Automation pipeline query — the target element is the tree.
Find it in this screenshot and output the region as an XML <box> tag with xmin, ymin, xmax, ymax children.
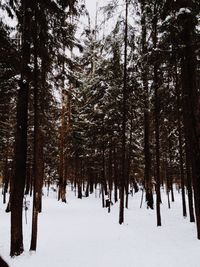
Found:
<box><xmin>10</xmin><ymin>0</ymin><xmax>33</xmax><ymax>256</ymax></box>
<box><xmin>0</xmin><ymin>20</ymin><xmax>18</xmax><ymax>207</ymax></box>
<box><xmin>139</xmin><ymin>0</ymin><xmax>154</xmax><ymax>210</ymax></box>
<box><xmin>0</xmin><ymin>256</ymin><xmax>9</xmax><ymax>267</ymax></box>
<box><xmin>119</xmin><ymin>0</ymin><xmax>129</xmax><ymax>225</ymax></box>
<box><xmin>151</xmin><ymin>0</ymin><xmax>162</xmax><ymax>226</ymax></box>
<box><xmin>176</xmin><ymin>0</ymin><xmax>200</xmax><ymax>238</ymax></box>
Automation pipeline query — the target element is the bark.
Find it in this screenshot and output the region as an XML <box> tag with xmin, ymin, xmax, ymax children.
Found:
<box><xmin>125</xmin><ymin>111</ymin><xmax>133</xmax><ymax>209</ymax></box>
<box><xmin>108</xmin><ymin>145</ymin><xmax>113</xmax><ymax>204</ymax></box>
<box><xmin>76</xmin><ymin>155</ymin><xmax>82</xmax><ymax>199</ymax></box>
<box><xmin>102</xmin><ymin>122</ymin><xmax>108</xmax><ymax>197</ymax></box>
<box><xmin>0</xmin><ymin>256</ymin><xmax>9</xmax><ymax>267</ymax></box>
<box><xmin>5</xmin><ymin>160</ymin><xmax>14</xmax><ymax>213</ymax></box>
<box><xmin>25</xmin><ymin>163</ymin><xmax>31</xmax><ymax>195</ymax></box>
<box><xmin>141</xmin><ymin>0</ymin><xmax>153</xmax><ymax>210</ymax></box>
<box><xmin>85</xmin><ymin>182</ymin><xmax>89</xmax><ymax>197</ymax></box>
<box><xmin>10</xmin><ymin>0</ymin><xmax>32</xmax><ymax>256</ymax></box>
<box><xmin>176</xmin><ymin>72</ymin><xmax>187</xmax><ymax>217</ymax></box>
<box><xmin>168</xmin><ymin>140</ymin><xmax>174</xmax><ymax>202</ymax></box>
<box><xmin>185</xmin><ymin>146</ymin><xmax>195</xmax><ymax>222</ymax></box>
<box><xmin>113</xmin><ymin>147</ymin><xmax>118</xmax><ymax>203</ymax></box>
<box><xmin>78</xmin><ymin>184</ymin><xmax>82</xmax><ymax>199</ymax></box>
<box><xmin>101</xmin><ymin>185</ymin><xmax>105</xmax><ymax>208</ymax></box>
<box><xmin>30</xmin><ymin>1</ymin><xmax>44</xmax><ymax>251</ymax></box>
<box><xmin>153</xmin><ymin>4</ymin><xmax>161</xmax><ymax>226</ymax></box>
<box><xmin>180</xmin><ymin>8</ymin><xmax>200</xmax><ymax>237</ymax></box>
<box><xmin>3</xmin><ymin>154</ymin><xmax>9</xmax><ymax>204</ymax></box>
<box><xmin>177</xmin><ymin>22</ymin><xmax>195</xmax><ymax>222</ymax></box>
<box><xmin>89</xmin><ymin>170</ymin><xmax>94</xmax><ymax>194</ymax></box>
<box><xmin>58</xmin><ymin>90</ymin><xmax>67</xmax><ymax>203</ymax></box>
<box><xmin>119</xmin><ymin>0</ymin><xmax>128</xmax><ymax>224</ymax></box>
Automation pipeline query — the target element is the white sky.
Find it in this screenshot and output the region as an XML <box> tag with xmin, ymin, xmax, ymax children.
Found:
<box><xmin>85</xmin><ymin>0</ymin><xmax>98</xmax><ymax>17</ymax></box>
<box><xmin>85</xmin><ymin>0</ymin><xmax>111</xmax><ymax>21</ymax></box>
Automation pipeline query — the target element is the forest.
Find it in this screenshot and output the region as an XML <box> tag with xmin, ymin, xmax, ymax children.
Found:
<box><xmin>0</xmin><ymin>0</ymin><xmax>200</xmax><ymax>266</ymax></box>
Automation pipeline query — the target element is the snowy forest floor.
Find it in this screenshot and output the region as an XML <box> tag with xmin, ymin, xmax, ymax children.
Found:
<box><xmin>1</xmin><ymin>187</ymin><xmax>200</xmax><ymax>267</ymax></box>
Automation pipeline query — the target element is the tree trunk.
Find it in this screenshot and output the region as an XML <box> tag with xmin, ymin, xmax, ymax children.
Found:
<box><xmin>180</xmin><ymin>6</ymin><xmax>200</xmax><ymax>237</ymax></box>
<box><xmin>30</xmin><ymin>1</ymin><xmax>44</xmax><ymax>251</ymax></box>
<box><xmin>3</xmin><ymin>153</ymin><xmax>9</xmax><ymax>204</ymax></box>
<box><xmin>141</xmin><ymin>0</ymin><xmax>153</xmax><ymax>210</ymax></box>
<box><xmin>185</xmin><ymin>146</ymin><xmax>195</xmax><ymax>222</ymax></box>
<box><xmin>0</xmin><ymin>256</ymin><xmax>9</xmax><ymax>267</ymax></box>
<box><xmin>176</xmin><ymin>70</ymin><xmax>187</xmax><ymax>217</ymax></box>
<box><xmin>113</xmin><ymin>147</ymin><xmax>118</xmax><ymax>203</ymax></box>
<box><xmin>168</xmin><ymin>139</ymin><xmax>174</xmax><ymax>202</ymax></box>
<box><xmin>10</xmin><ymin>0</ymin><xmax>32</xmax><ymax>256</ymax></box>
<box><xmin>153</xmin><ymin>4</ymin><xmax>161</xmax><ymax>226</ymax></box>
<box><xmin>119</xmin><ymin>0</ymin><xmax>128</xmax><ymax>225</ymax></box>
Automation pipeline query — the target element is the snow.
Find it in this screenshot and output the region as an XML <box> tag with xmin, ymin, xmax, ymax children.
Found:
<box><xmin>1</xmin><ymin>187</ymin><xmax>200</xmax><ymax>267</ymax></box>
<box><xmin>164</xmin><ymin>15</ymin><xmax>172</xmax><ymax>23</ymax></box>
<box><xmin>176</xmin><ymin>8</ymin><xmax>191</xmax><ymax>17</ymax></box>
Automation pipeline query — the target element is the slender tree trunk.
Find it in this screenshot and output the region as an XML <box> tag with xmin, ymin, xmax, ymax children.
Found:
<box><xmin>153</xmin><ymin>4</ymin><xmax>161</xmax><ymax>226</ymax></box>
<box><xmin>125</xmin><ymin>110</ymin><xmax>134</xmax><ymax>209</ymax></box>
<box><xmin>165</xmin><ymin>162</ymin><xmax>171</xmax><ymax>209</ymax></box>
<box><xmin>30</xmin><ymin>2</ymin><xmax>44</xmax><ymax>251</ymax></box>
<box><xmin>25</xmin><ymin>163</ymin><xmax>31</xmax><ymax>195</ymax></box>
<box><xmin>5</xmin><ymin>160</ymin><xmax>14</xmax><ymax>213</ymax></box>
<box><xmin>10</xmin><ymin>0</ymin><xmax>32</xmax><ymax>256</ymax></box>
<box><xmin>113</xmin><ymin>147</ymin><xmax>118</xmax><ymax>203</ymax></box>
<box><xmin>76</xmin><ymin>155</ymin><xmax>82</xmax><ymax>199</ymax></box>
<box><xmin>141</xmin><ymin>0</ymin><xmax>153</xmax><ymax>210</ymax></box>
<box><xmin>108</xmin><ymin>145</ymin><xmax>113</xmax><ymax>207</ymax></box>
<box><xmin>0</xmin><ymin>256</ymin><xmax>9</xmax><ymax>267</ymax></box>
<box><xmin>102</xmin><ymin>142</ymin><xmax>106</xmax><ymax>207</ymax></box>
<box><xmin>168</xmin><ymin>139</ymin><xmax>174</xmax><ymax>202</ymax></box>
<box><xmin>176</xmin><ymin>71</ymin><xmax>187</xmax><ymax>217</ymax></box>
<box><xmin>119</xmin><ymin>0</ymin><xmax>128</xmax><ymax>224</ymax></box>
<box><xmin>3</xmin><ymin>151</ymin><xmax>9</xmax><ymax>204</ymax></box>
<box><xmin>185</xmin><ymin>141</ymin><xmax>195</xmax><ymax>222</ymax></box>
<box><xmin>58</xmin><ymin>75</ymin><xmax>67</xmax><ymax>202</ymax></box>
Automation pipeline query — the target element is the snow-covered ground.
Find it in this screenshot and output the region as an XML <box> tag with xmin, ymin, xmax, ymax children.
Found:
<box><xmin>0</xmin><ymin>187</ymin><xmax>200</xmax><ymax>267</ymax></box>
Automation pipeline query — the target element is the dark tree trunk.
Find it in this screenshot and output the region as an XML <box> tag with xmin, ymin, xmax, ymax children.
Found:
<box><xmin>153</xmin><ymin>4</ymin><xmax>161</xmax><ymax>226</ymax></box>
<box><xmin>113</xmin><ymin>147</ymin><xmax>118</xmax><ymax>203</ymax></box>
<box><xmin>5</xmin><ymin>160</ymin><xmax>14</xmax><ymax>213</ymax></box>
<box><xmin>76</xmin><ymin>155</ymin><xmax>82</xmax><ymax>199</ymax></box>
<box><xmin>102</xmin><ymin>132</ymin><xmax>106</xmax><ymax>207</ymax></box>
<box><xmin>185</xmin><ymin>148</ymin><xmax>195</xmax><ymax>222</ymax></box>
<box><xmin>58</xmin><ymin>25</ymin><xmax>70</xmax><ymax>203</ymax></box>
<box><xmin>10</xmin><ymin>0</ymin><xmax>32</xmax><ymax>257</ymax></box>
<box><xmin>101</xmin><ymin>184</ymin><xmax>105</xmax><ymax>208</ymax></box>
<box><xmin>78</xmin><ymin>184</ymin><xmax>82</xmax><ymax>199</ymax></box>
<box><xmin>179</xmin><ymin>6</ymin><xmax>200</xmax><ymax>238</ymax></box>
<box><xmin>25</xmin><ymin>163</ymin><xmax>31</xmax><ymax>195</ymax></box>
<box><xmin>119</xmin><ymin>0</ymin><xmax>128</xmax><ymax>224</ymax></box>
<box><xmin>3</xmin><ymin>154</ymin><xmax>9</xmax><ymax>204</ymax></box>
<box><xmin>58</xmin><ymin>89</ymin><xmax>67</xmax><ymax>203</ymax></box>
<box><xmin>125</xmin><ymin>111</ymin><xmax>134</xmax><ymax>209</ymax></box>
<box><xmin>0</xmin><ymin>256</ymin><xmax>9</xmax><ymax>267</ymax></box>
<box><xmin>176</xmin><ymin>71</ymin><xmax>187</xmax><ymax>217</ymax></box>
<box><xmin>89</xmin><ymin>170</ymin><xmax>94</xmax><ymax>194</ymax></box>
<box><xmin>166</xmin><ymin>168</ymin><xmax>171</xmax><ymax>209</ymax></box>
<box><xmin>168</xmin><ymin>140</ymin><xmax>174</xmax><ymax>202</ymax></box>
<box><xmin>141</xmin><ymin>0</ymin><xmax>153</xmax><ymax>210</ymax></box>
<box><xmin>108</xmin><ymin>145</ymin><xmax>113</xmax><ymax>203</ymax></box>
<box><xmin>177</xmin><ymin>22</ymin><xmax>195</xmax><ymax>223</ymax></box>
<box><xmin>30</xmin><ymin>2</ymin><xmax>44</xmax><ymax>251</ymax></box>
<box><xmin>85</xmin><ymin>182</ymin><xmax>89</xmax><ymax>197</ymax></box>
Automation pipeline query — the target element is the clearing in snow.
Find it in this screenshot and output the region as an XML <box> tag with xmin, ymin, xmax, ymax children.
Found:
<box><xmin>0</xmin><ymin>187</ymin><xmax>200</xmax><ymax>267</ymax></box>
